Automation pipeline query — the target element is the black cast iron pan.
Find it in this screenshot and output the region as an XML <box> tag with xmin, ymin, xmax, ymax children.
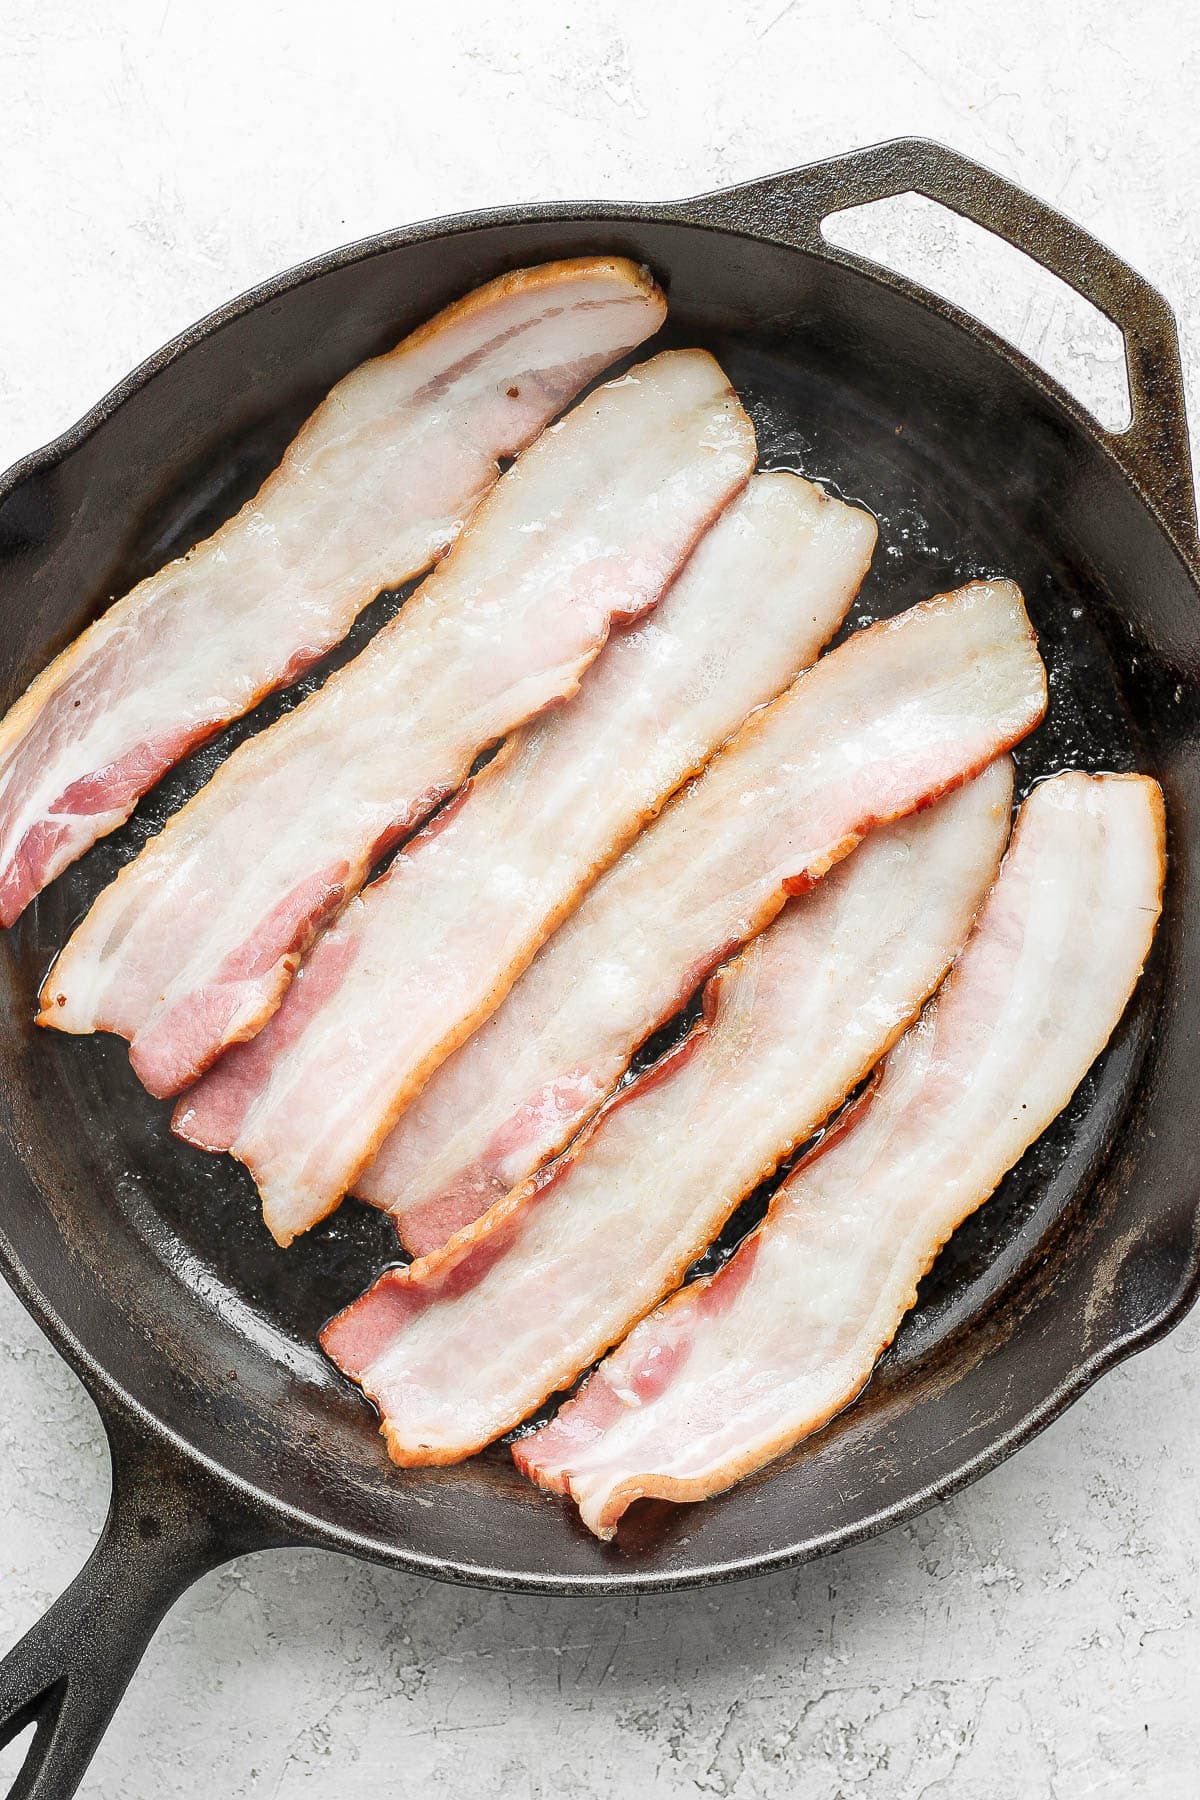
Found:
<box><xmin>2</xmin><ymin>139</ymin><xmax>1199</xmax><ymax>1799</ymax></box>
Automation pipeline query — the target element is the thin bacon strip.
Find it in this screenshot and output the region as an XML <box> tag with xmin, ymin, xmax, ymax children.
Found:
<box><xmin>321</xmin><ymin>763</ymin><xmax>1014</xmax><ymax>1464</ymax></box>
<box><xmin>0</xmin><ymin>257</ymin><xmax>666</xmax><ymax>925</ymax></box>
<box><xmin>517</xmin><ymin>772</ymin><xmax>1165</xmax><ymax>1539</ymax></box>
<box><xmin>173</xmin><ymin>474</ymin><xmax>877</xmax><ymax>1243</ymax></box>
<box><xmin>361</xmin><ymin>579</ymin><xmax>1047</xmax><ymax>1256</ymax></box>
<box><xmin>40</xmin><ymin>348</ymin><xmax>754</xmax><ymax>1097</ymax></box>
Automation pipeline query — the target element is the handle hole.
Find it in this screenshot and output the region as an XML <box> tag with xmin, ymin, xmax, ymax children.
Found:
<box><xmin>822</xmin><ymin>191</ymin><xmax>1133</xmax><ymax>433</ymax></box>
<box><xmin>0</xmin><ymin>1677</ymin><xmax>66</xmax><ymax>1799</ymax></box>
<box><xmin>0</xmin><ymin>1722</ymin><xmax>36</xmax><ymax>1798</ymax></box>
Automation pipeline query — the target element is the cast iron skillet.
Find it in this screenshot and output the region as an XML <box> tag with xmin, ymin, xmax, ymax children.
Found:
<box><xmin>2</xmin><ymin>138</ymin><xmax>1199</xmax><ymax>1799</ymax></box>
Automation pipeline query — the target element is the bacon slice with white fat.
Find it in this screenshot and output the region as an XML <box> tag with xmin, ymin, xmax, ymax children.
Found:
<box><xmin>517</xmin><ymin>772</ymin><xmax>1165</xmax><ymax>1538</ymax></box>
<box><xmin>0</xmin><ymin>258</ymin><xmax>667</xmax><ymax>927</ymax></box>
<box><xmin>39</xmin><ymin>348</ymin><xmax>753</xmax><ymax>1097</ymax></box>
<box><xmin>321</xmin><ymin>762</ymin><xmax>1014</xmax><ymax>1463</ymax></box>
<box><xmin>359</xmin><ymin>578</ymin><xmax>1047</xmax><ymax>1256</ymax></box>
<box><xmin>172</xmin><ymin>473</ymin><xmax>876</xmax><ymax>1240</ymax></box>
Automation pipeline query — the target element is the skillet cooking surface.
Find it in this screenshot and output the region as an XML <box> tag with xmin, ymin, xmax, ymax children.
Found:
<box><xmin>2</xmin><ymin>161</ymin><xmax>1199</xmax><ymax>1594</ymax></box>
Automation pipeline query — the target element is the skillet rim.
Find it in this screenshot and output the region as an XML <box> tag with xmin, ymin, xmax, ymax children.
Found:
<box><xmin>1</xmin><ymin>151</ymin><xmax>1198</xmax><ymax>1594</ymax></box>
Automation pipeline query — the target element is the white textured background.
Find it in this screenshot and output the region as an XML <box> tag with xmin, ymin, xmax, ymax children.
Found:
<box><xmin>2</xmin><ymin>3</ymin><xmax>1199</xmax><ymax>1795</ymax></box>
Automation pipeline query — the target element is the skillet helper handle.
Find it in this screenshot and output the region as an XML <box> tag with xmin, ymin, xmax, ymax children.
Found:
<box><xmin>0</xmin><ymin>1414</ymin><xmax>284</xmax><ymax>1800</ymax></box>
<box><xmin>676</xmin><ymin>137</ymin><xmax>1200</xmax><ymax>570</ymax></box>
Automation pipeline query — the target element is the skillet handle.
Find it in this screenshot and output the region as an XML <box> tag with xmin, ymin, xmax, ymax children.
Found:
<box><xmin>675</xmin><ymin>137</ymin><xmax>1200</xmax><ymax>571</ymax></box>
<box><xmin>0</xmin><ymin>1412</ymin><xmax>288</xmax><ymax>1800</ymax></box>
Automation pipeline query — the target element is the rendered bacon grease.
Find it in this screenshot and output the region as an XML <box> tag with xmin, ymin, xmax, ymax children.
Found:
<box><xmin>359</xmin><ymin>578</ymin><xmax>1047</xmax><ymax>1256</ymax></box>
<box><xmin>517</xmin><ymin>773</ymin><xmax>1165</xmax><ymax>1539</ymax></box>
<box><xmin>0</xmin><ymin>258</ymin><xmax>666</xmax><ymax>926</ymax></box>
<box><xmin>321</xmin><ymin>764</ymin><xmax>1014</xmax><ymax>1463</ymax></box>
<box><xmin>174</xmin><ymin>474</ymin><xmax>877</xmax><ymax>1245</ymax></box>
<box><xmin>40</xmin><ymin>349</ymin><xmax>754</xmax><ymax>1097</ymax></box>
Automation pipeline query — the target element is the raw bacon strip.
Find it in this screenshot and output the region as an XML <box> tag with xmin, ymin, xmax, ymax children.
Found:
<box><xmin>0</xmin><ymin>257</ymin><xmax>667</xmax><ymax>925</ymax></box>
<box><xmin>321</xmin><ymin>764</ymin><xmax>1015</xmax><ymax>1463</ymax></box>
<box><xmin>518</xmin><ymin>773</ymin><xmax>1165</xmax><ymax>1540</ymax></box>
<box><xmin>40</xmin><ymin>348</ymin><xmax>754</xmax><ymax>1097</ymax></box>
<box><xmin>174</xmin><ymin>474</ymin><xmax>877</xmax><ymax>1241</ymax></box>
<box><xmin>362</xmin><ymin>578</ymin><xmax>1048</xmax><ymax>1255</ymax></box>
